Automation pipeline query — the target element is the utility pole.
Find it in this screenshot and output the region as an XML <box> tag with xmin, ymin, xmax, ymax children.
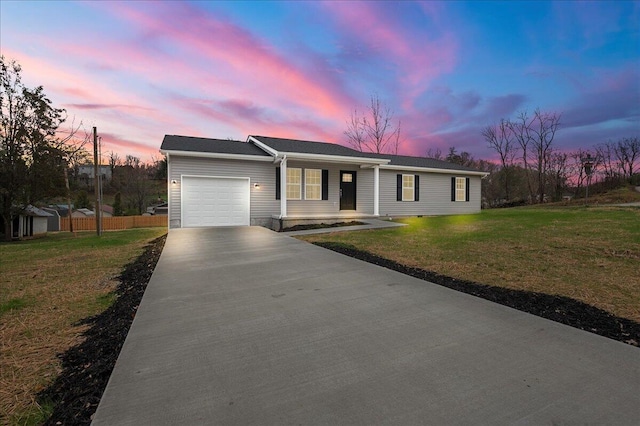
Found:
<box><xmin>93</xmin><ymin>127</ymin><xmax>102</xmax><ymax>236</ymax></box>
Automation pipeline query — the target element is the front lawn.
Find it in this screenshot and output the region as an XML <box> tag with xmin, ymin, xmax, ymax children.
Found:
<box><xmin>0</xmin><ymin>228</ymin><xmax>167</xmax><ymax>425</ymax></box>
<box><xmin>298</xmin><ymin>206</ymin><xmax>640</xmax><ymax>323</ymax></box>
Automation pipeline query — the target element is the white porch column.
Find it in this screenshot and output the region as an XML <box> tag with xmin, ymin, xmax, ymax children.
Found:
<box><xmin>280</xmin><ymin>157</ymin><xmax>287</xmax><ymax>218</ymax></box>
<box><xmin>373</xmin><ymin>165</ymin><xmax>380</xmax><ymax>216</ymax></box>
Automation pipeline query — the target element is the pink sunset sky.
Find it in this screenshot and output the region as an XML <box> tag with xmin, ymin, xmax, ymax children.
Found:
<box><xmin>1</xmin><ymin>1</ymin><xmax>638</xmax><ymax>162</ymax></box>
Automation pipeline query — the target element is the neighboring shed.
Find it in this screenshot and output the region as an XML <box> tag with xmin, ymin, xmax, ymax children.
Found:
<box><xmin>11</xmin><ymin>206</ymin><xmax>53</xmax><ymax>238</ymax></box>
<box><xmin>42</xmin><ymin>207</ymin><xmax>61</xmax><ymax>232</ymax></box>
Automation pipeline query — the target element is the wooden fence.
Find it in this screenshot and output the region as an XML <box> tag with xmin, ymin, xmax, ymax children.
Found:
<box><xmin>60</xmin><ymin>215</ymin><xmax>167</xmax><ymax>231</ymax></box>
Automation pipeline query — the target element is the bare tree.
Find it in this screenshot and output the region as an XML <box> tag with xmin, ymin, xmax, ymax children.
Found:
<box><xmin>482</xmin><ymin>119</ymin><xmax>518</xmax><ymax>201</ymax></box>
<box><xmin>595</xmin><ymin>142</ymin><xmax>617</xmax><ymax>180</ymax></box>
<box><xmin>530</xmin><ymin>109</ymin><xmax>561</xmax><ymax>203</ymax></box>
<box><xmin>344</xmin><ymin>109</ymin><xmax>366</xmax><ymax>152</ymax></box>
<box><xmin>54</xmin><ymin>118</ymin><xmax>90</xmax><ymax>233</ymax></box>
<box><xmin>507</xmin><ymin>109</ymin><xmax>561</xmax><ymax>203</ymax></box>
<box><xmin>112</xmin><ymin>155</ymin><xmax>152</xmax><ymax>214</ymax></box>
<box><xmin>425</xmin><ymin>147</ymin><xmax>443</xmax><ymax>160</ymax></box>
<box><xmin>613</xmin><ymin>137</ymin><xmax>639</xmax><ymax>180</ymax></box>
<box><xmin>108</xmin><ymin>151</ymin><xmax>121</xmax><ymax>176</ymax></box>
<box><xmin>508</xmin><ymin>111</ymin><xmax>536</xmax><ymax>202</ymax></box>
<box><xmin>345</xmin><ymin>94</ymin><xmax>401</xmax><ymax>154</ymax></box>
<box><xmin>548</xmin><ymin>151</ymin><xmax>569</xmax><ymax>201</ymax></box>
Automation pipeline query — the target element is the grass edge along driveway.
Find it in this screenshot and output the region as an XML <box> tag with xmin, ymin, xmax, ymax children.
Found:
<box><xmin>298</xmin><ymin>206</ymin><xmax>640</xmax><ymax>324</ymax></box>
<box><xmin>0</xmin><ymin>228</ymin><xmax>167</xmax><ymax>426</ymax></box>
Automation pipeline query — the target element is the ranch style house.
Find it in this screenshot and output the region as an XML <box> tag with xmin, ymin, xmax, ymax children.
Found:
<box><xmin>160</xmin><ymin>135</ymin><xmax>488</xmax><ymax>231</ymax></box>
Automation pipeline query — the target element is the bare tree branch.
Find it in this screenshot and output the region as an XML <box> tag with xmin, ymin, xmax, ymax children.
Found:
<box><xmin>482</xmin><ymin>118</ymin><xmax>518</xmax><ymax>200</ymax></box>
<box><xmin>345</xmin><ymin>94</ymin><xmax>402</xmax><ymax>154</ymax></box>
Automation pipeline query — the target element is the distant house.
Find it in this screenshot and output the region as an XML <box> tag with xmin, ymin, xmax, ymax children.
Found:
<box><xmin>71</xmin><ymin>205</ymin><xmax>113</xmax><ymax>218</ymax></box>
<box><xmin>160</xmin><ymin>135</ymin><xmax>488</xmax><ymax>230</ymax></box>
<box><xmin>10</xmin><ymin>205</ymin><xmax>53</xmax><ymax>239</ymax></box>
<box><xmin>101</xmin><ymin>205</ymin><xmax>113</xmax><ymax>217</ymax></box>
<box><xmin>72</xmin><ymin>208</ymin><xmax>95</xmax><ymax>218</ymax></box>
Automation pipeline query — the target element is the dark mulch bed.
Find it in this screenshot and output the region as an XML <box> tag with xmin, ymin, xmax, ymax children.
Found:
<box><xmin>282</xmin><ymin>221</ymin><xmax>366</xmax><ymax>232</ymax></box>
<box><xmin>314</xmin><ymin>242</ymin><xmax>640</xmax><ymax>347</ymax></box>
<box><xmin>39</xmin><ymin>235</ymin><xmax>167</xmax><ymax>425</ymax></box>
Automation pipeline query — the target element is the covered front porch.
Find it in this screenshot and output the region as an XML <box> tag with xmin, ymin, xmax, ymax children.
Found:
<box><xmin>274</xmin><ymin>156</ymin><xmax>387</xmax><ymax>225</ymax></box>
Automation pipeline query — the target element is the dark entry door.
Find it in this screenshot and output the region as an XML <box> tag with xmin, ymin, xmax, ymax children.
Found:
<box><xmin>340</xmin><ymin>171</ymin><xmax>357</xmax><ymax>210</ymax></box>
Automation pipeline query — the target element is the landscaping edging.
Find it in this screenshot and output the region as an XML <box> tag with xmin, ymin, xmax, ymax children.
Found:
<box><xmin>39</xmin><ymin>235</ymin><xmax>167</xmax><ymax>425</ymax></box>
<box><xmin>313</xmin><ymin>241</ymin><xmax>640</xmax><ymax>347</ymax></box>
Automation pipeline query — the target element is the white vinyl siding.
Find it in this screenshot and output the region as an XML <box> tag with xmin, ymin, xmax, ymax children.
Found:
<box><xmin>402</xmin><ymin>174</ymin><xmax>415</xmax><ymax>201</ymax></box>
<box><xmin>379</xmin><ymin>170</ymin><xmax>481</xmax><ymax>216</ymax></box>
<box><xmin>455</xmin><ymin>177</ymin><xmax>466</xmax><ymax>202</ymax></box>
<box><xmin>305</xmin><ymin>169</ymin><xmax>322</xmax><ymax>200</ymax></box>
<box><xmin>168</xmin><ymin>156</ymin><xmax>278</xmax><ymax>228</ymax></box>
<box><xmin>287</xmin><ymin>168</ymin><xmax>302</xmax><ymax>200</ymax></box>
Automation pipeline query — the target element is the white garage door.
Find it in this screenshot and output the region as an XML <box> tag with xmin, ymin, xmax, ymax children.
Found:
<box><xmin>182</xmin><ymin>176</ymin><xmax>250</xmax><ymax>227</ymax></box>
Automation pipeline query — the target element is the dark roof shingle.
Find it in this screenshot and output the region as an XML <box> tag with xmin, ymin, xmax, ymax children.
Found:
<box><xmin>367</xmin><ymin>153</ymin><xmax>482</xmax><ymax>172</ymax></box>
<box><xmin>250</xmin><ymin>136</ymin><xmax>369</xmax><ymax>158</ymax></box>
<box><xmin>162</xmin><ymin>134</ymin><xmax>484</xmax><ymax>174</ymax></box>
<box><xmin>161</xmin><ymin>135</ymin><xmax>270</xmax><ymax>157</ymax></box>
<box><xmin>253</xmin><ymin>136</ymin><xmax>482</xmax><ymax>173</ymax></box>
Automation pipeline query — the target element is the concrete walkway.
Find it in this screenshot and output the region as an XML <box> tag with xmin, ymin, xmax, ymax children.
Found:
<box><xmin>93</xmin><ymin>227</ymin><xmax>640</xmax><ymax>425</ymax></box>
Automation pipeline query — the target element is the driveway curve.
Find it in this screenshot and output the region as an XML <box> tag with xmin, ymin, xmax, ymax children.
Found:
<box><xmin>93</xmin><ymin>226</ymin><xmax>640</xmax><ymax>425</ymax></box>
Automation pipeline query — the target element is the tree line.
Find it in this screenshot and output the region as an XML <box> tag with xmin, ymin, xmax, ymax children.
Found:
<box><xmin>344</xmin><ymin>96</ymin><xmax>638</xmax><ymax>206</ymax></box>
<box><xmin>71</xmin><ymin>153</ymin><xmax>166</xmax><ymax>216</ymax></box>
<box><xmin>481</xmin><ymin>110</ymin><xmax>638</xmax><ymax>206</ymax></box>
<box><xmin>1</xmin><ymin>56</ymin><xmax>165</xmax><ymax>240</ymax></box>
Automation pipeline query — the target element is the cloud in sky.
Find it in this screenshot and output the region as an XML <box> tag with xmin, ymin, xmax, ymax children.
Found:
<box><xmin>0</xmin><ymin>0</ymin><xmax>638</xmax><ymax>162</ymax></box>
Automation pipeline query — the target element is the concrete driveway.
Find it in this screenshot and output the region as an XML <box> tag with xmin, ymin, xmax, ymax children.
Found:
<box><xmin>93</xmin><ymin>227</ymin><xmax>640</xmax><ymax>425</ymax></box>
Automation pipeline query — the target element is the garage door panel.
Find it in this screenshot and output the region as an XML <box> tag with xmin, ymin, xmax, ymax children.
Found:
<box><xmin>182</xmin><ymin>176</ymin><xmax>249</xmax><ymax>227</ymax></box>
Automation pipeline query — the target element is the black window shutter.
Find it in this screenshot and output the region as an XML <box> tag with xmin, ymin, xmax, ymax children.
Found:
<box><xmin>451</xmin><ymin>177</ymin><xmax>456</xmax><ymax>201</ymax></box>
<box><xmin>275</xmin><ymin>167</ymin><xmax>281</xmax><ymax>200</ymax></box>
<box><xmin>397</xmin><ymin>174</ymin><xmax>402</xmax><ymax>201</ymax></box>
<box><xmin>322</xmin><ymin>169</ymin><xmax>329</xmax><ymax>200</ymax></box>
<box><xmin>465</xmin><ymin>177</ymin><xmax>470</xmax><ymax>202</ymax></box>
<box><xmin>414</xmin><ymin>175</ymin><xmax>419</xmax><ymax>201</ymax></box>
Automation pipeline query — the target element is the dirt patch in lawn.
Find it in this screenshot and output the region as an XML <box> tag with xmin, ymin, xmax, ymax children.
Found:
<box><xmin>38</xmin><ymin>235</ymin><xmax>166</xmax><ymax>425</ymax></box>
<box><xmin>282</xmin><ymin>221</ymin><xmax>366</xmax><ymax>232</ymax></box>
<box><xmin>314</xmin><ymin>242</ymin><xmax>640</xmax><ymax>348</ymax></box>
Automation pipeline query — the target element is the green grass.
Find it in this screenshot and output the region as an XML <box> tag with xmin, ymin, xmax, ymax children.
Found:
<box><xmin>299</xmin><ymin>206</ymin><xmax>640</xmax><ymax>323</ymax></box>
<box><xmin>0</xmin><ymin>297</ymin><xmax>33</xmax><ymax>317</ymax></box>
<box><xmin>1</xmin><ymin>228</ymin><xmax>167</xmax><ymax>425</ymax></box>
<box><xmin>8</xmin><ymin>400</ymin><xmax>54</xmax><ymax>426</ymax></box>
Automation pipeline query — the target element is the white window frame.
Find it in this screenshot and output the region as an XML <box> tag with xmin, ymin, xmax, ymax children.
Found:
<box><xmin>402</xmin><ymin>174</ymin><xmax>415</xmax><ymax>201</ymax></box>
<box><xmin>304</xmin><ymin>168</ymin><xmax>322</xmax><ymax>201</ymax></box>
<box><xmin>455</xmin><ymin>177</ymin><xmax>466</xmax><ymax>202</ymax></box>
<box><xmin>287</xmin><ymin>168</ymin><xmax>302</xmax><ymax>200</ymax></box>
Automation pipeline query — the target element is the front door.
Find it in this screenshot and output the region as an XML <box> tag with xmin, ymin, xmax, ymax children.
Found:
<box><xmin>340</xmin><ymin>171</ymin><xmax>356</xmax><ymax>210</ymax></box>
